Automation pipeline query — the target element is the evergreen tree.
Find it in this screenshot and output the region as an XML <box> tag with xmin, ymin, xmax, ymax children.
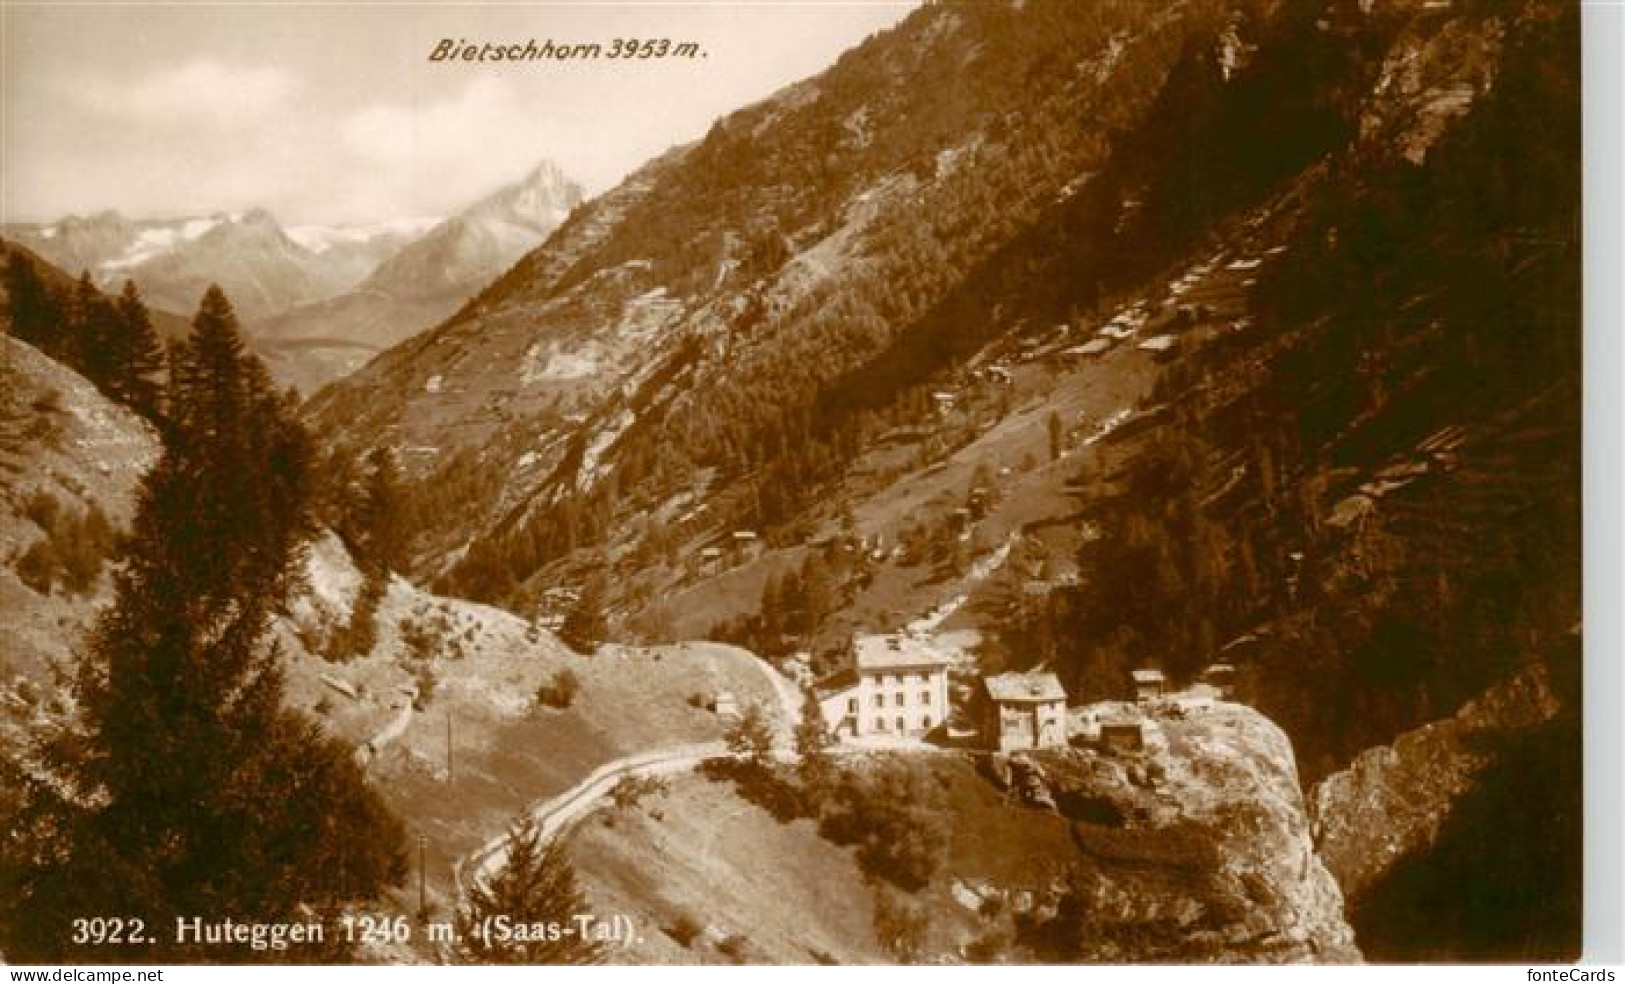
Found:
<box><xmin>459</xmin><ymin>815</ymin><xmax>605</xmax><ymax>965</ymax></box>
<box><xmin>2</xmin><ymin>251</ymin><xmax>62</xmax><ymax>353</ymax></box>
<box><xmin>793</xmin><ymin>691</ymin><xmax>835</xmax><ymax>799</ymax></box>
<box><xmin>71</xmin><ymin>273</ymin><xmax>125</xmax><ymax>399</ymax></box>
<box><xmin>725</xmin><ymin>702</ymin><xmax>777</xmax><ymax>772</ymax></box>
<box><xmin>355</xmin><ymin>446</ymin><xmax>407</xmax><ymax>576</ymax></box>
<box><xmin>559</xmin><ymin>575</ymin><xmax>609</xmax><ymax>654</ymax></box>
<box><xmin>113</xmin><ymin>280</ymin><xmax>164</xmax><ymax>419</ymax></box>
<box><xmin>0</xmin><ymin>285</ymin><xmax>407</xmax><ymax>962</ymax></box>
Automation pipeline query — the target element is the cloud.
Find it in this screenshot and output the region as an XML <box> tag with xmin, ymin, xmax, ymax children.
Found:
<box><xmin>72</xmin><ymin>59</ymin><xmax>295</xmax><ymax>127</ymax></box>
<box><xmin>336</xmin><ymin>77</ymin><xmax>563</xmax><ymax>218</ymax></box>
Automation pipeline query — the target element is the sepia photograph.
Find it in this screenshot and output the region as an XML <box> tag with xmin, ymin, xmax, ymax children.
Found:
<box><xmin>0</xmin><ymin>0</ymin><xmax>1600</xmax><ymax>969</ymax></box>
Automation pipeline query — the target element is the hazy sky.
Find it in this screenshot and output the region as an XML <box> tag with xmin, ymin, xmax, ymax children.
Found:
<box><xmin>0</xmin><ymin>1</ymin><xmax>916</xmax><ymax>225</ymax></box>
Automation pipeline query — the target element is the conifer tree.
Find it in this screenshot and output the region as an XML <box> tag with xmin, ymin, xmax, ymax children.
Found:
<box><xmin>459</xmin><ymin>815</ymin><xmax>605</xmax><ymax>965</ymax></box>
<box><xmin>71</xmin><ymin>273</ymin><xmax>125</xmax><ymax>399</ymax></box>
<box><xmin>0</xmin><ymin>285</ymin><xmax>406</xmax><ymax>962</ymax></box>
<box><xmin>559</xmin><ymin>575</ymin><xmax>609</xmax><ymax>654</ymax></box>
<box><xmin>2</xmin><ymin>251</ymin><xmax>62</xmax><ymax>353</ymax></box>
<box><xmin>356</xmin><ymin>445</ymin><xmax>407</xmax><ymax>576</ymax></box>
<box><xmin>793</xmin><ymin>691</ymin><xmax>835</xmax><ymax>798</ymax></box>
<box><xmin>113</xmin><ymin>280</ymin><xmax>164</xmax><ymax>419</ymax></box>
<box><xmin>725</xmin><ymin>702</ymin><xmax>777</xmax><ymax>772</ymax></box>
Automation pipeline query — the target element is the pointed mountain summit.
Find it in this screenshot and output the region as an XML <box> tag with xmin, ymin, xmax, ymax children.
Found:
<box><xmin>362</xmin><ymin>159</ymin><xmax>585</xmax><ymax>302</ymax></box>
<box><xmin>254</xmin><ymin>159</ymin><xmax>585</xmax><ymax>391</ymax></box>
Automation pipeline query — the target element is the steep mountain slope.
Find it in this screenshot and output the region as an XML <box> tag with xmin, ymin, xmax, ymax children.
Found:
<box><xmin>257</xmin><ymin>162</ymin><xmax>584</xmax><ymax>392</ymax></box>
<box><xmin>306</xmin><ymin>0</ymin><xmax>1227</xmax><ymax>577</ymax></box>
<box><xmin>307</xmin><ymin>0</ymin><xmax>1578</xmax><ymax>961</ymax></box>
<box><xmin>0</xmin><ymin>337</ymin><xmax>784</xmax><ymax>962</ymax></box>
<box><xmin>4</xmin><ymin>209</ymin><xmax>391</xmax><ymax>320</ymax></box>
<box><xmin>570</xmin><ymin>699</ymin><xmax>1359</xmax><ymax>964</ymax></box>
<box><xmin>0</xmin><ymin>238</ymin><xmax>191</xmax><ymax>340</ymax></box>
<box><xmin>0</xmin><ymin>335</ymin><xmax>160</xmax><ymax>687</ymax></box>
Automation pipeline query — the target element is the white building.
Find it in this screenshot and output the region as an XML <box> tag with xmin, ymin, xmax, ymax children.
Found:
<box><xmin>817</xmin><ymin>633</ymin><xmax>952</xmax><ymax>740</ymax></box>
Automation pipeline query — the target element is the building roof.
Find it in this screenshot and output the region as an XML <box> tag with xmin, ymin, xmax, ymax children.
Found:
<box><xmin>853</xmin><ymin>633</ymin><xmax>952</xmax><ymax>671</ymax></box>
<box><xmin>1131</xmin><ymin>668</ymin><xmax>1167</xmax><ymax>683</ymax></box>
<box><xmin>984</xmin><ymin>671</ymin><xmax>1067</xmax><ymax>704</ymax></box>
<box><xmin>814</xmin><ymin>667</ymin><xmax>858</xmax><ymax>696</ymax></box>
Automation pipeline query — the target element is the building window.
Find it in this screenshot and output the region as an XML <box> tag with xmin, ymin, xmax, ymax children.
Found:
<box><xmin>848</xmin><ymin>697</ymin><xmax>857</xmax><ymax>713</ymax></box>
<box><xmin>922</xmin><ymin>714</ymin><xmax>932</xmax><ymax>729</ymax></box>
<box><xmin>896</xmin><ymin>716</ymin><xmax>906</xmax><ymax>733</ymax></box>
<box><xmin>874</xmin><ymin>718</ymin><xmax>885</xmax><ymax>732</ymax></box>
<box><xmin>894</xmin><ymin>693</ymin><xmax>905</xmax><ymax>707</ymax></box>
<box><xmin>873</xmin><ymin>694</ymin><xmax>883</xmax><ymax>708</ymax></box>
<box><xmin>920</xmin><ymin>690</ymin><xmax>931</xmax><ymax>704</ymax></box>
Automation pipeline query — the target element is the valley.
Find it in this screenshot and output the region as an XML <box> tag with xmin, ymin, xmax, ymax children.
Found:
<box><xmin>0</xmin><ymin>0</ymin><xmax>1584</xmax><ymax>967</ymax></box>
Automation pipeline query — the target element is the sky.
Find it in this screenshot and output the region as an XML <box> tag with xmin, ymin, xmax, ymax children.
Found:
<box><xmin>0</xmin><ymin>1</ymin><xmax>917</xmax><ymax>226</ymax></box>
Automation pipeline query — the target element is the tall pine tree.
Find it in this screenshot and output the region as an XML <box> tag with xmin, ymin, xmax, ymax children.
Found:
<box><xmin>71</xmin><ymin>272</ymin><xmax>124</xmax><ymax>401</ymax></box>
<box><xmin>1</xmin><ymin>285</ymin><xmax>406</xmax><ymax>963</ymax></box>
<box><xmin>111</xmin><ymin>280</ymin><xmax>165</xmax><ymax>420</ymax></box>
<box><xmin>3</xmin><ymin>251</ymin><xmax>63</xmax><ymax>354</ymax></box>
<box><xmin>459</xmin><ymin>814</ymin><xmax>605</xmax><ymax>965</ymax></box>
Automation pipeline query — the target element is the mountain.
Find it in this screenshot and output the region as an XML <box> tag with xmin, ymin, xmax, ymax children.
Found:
<box><xmin>256</xmin><ymin>161</ymin><xmax>584</xmax><ymax>392</ymax></box>
<box><xmin>285</xmin><ymin>217</ymin><xmax>443</xmax><ymax>290</ymax></box>
<box><xmin>1</xmin><ymin>237</ymin><xmax>191</xmax><ymax>340</ymax></box>
<box><xmin>308</xmin><ymin>0</ymin><xmax>1579</xmax><ymax>960</ymax></box>
<box><xmin>364</xmin><ymin>160</ymin><xmax>582</xmax><ymax>303</ymax></box>
<box><xmin>2</xmin><ymin>207</ymin><xmax>415</xmax><ymax>321</ymax></box>
<box><xmin>0</xmin><ymin>330</ymin><xmax>795</xmax><ymax>963</ymax></box>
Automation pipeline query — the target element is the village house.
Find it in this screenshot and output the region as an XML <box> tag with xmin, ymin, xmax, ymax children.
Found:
<box><xmin>978</xmin><ymin>670</ymin><xmax>1069</xmax><ymax>751</ymax></box>
<box><xmin>1099</xmin><ymin>718</ymin><xmax>1146</xmax><ymax>754</ymax></box>
<box><xmin>1202</xmin><ymin>662</ymin><xmax>1236</xmax><ymax>699</ymax></box>
<box><xmin>1131</xmin><ymin>668</ymin><xmax>1167</xmax><ymax>703</ymax></box>
<box><xmin>816</xmin><ymin>633</ymin><xmax>952</xmax><ymax>740</ymax></box>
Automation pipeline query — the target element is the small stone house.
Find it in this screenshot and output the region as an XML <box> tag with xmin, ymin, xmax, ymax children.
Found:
<box><xmin>1099</xmin><ymin>719</ymin><xmax>1145</xmax><ymax>754</ymax></box>
<box><xmin>1202</xmin><ymin>662</ymin><xmax>1237</xmax><ymax>699</ymax></box>
<box><xmin>1131</xmin><ymin>668</ymin><xmax>1167</xmax><ymax>703</ymax></box>
<box><xmin>978</xmin><ymin>671</ymin><xmax>1068</xmax><ymax>751</ymax></box>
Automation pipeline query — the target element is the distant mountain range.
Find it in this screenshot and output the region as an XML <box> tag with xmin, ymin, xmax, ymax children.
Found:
<box><xmin>255</xmin><ymin>161</ymin><xmax>583</xmax><ymax>392</ymax></box>
<box><xmin>1</xmin><ymin>208</ymin><xmax>418</xmax><ymax>321</ymax></box>
<box><xmin>4</xmin><ymin>159</ymin><xmax>583</xmax><ymax>392</ymax></box>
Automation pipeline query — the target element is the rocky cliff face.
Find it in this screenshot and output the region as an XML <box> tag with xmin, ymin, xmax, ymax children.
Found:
<box><xmin>1004</xmin><ymin>698</ymin><xmax>1361</xmax><ymax>962</ymax></box>
<box><xmin>929</xmin><ymin>701</ymin><xmax>1358</xmax><ymax>961</ymax></box>
<box><xmin>1308</xmin><ymin>659</ymin><xmax>1563</xmax><ymax>906</ymax></box>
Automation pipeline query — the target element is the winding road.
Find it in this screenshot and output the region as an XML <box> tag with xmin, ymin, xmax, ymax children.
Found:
<box><xmin>457</xmin><ymin>649</ymin><xmax>803</xmax><ymax>896</ymax></box>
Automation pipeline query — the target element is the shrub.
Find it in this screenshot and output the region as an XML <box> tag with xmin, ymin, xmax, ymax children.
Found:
<box><xmin>16</xmin><ymin>539</ymin><xmax>58</xmax><ymax>594</ymax></box>
<box><xmin>536</xmin><ymin>669</ymin><xmax>581</xmax><ymax>709</ymax></box>
<box><xmin>664</xmin><ymin>912</ymin><xmax>702</xmax><ymax>948</ymax></box>
<box><xmin>819</xmin><ymin>763</ymin><xmax>949</xmax><ymax>891</ymax></box>
<box><xmin>610</xmin><ymin>774</ymin><xmax>668</xmax><ymax>811</ymax></box>
<box><xmin>14</xmin><ymin>497</ymin><xmax>114</xmax><ymax>596</ymax></box>
<box><xmin>873</xmin><ymin>887</ymin><xmax>929</xmax><ymax>962</ymax></box>
<box><xmin>410</xmin><ymin>662</ymin><xmax>438</xmax><ymax>710</ymax></box>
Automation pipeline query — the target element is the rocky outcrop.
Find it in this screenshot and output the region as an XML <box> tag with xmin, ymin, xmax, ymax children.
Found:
<box><xmin>1307</xmin><ymin>661</ymin><xmax>1560</xmax><ymax>904</ymax></box>
<box><xmin>1030</xmin><ymin>699</ymin><xmax>1361</xmax><ymax>963</ymax></box>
